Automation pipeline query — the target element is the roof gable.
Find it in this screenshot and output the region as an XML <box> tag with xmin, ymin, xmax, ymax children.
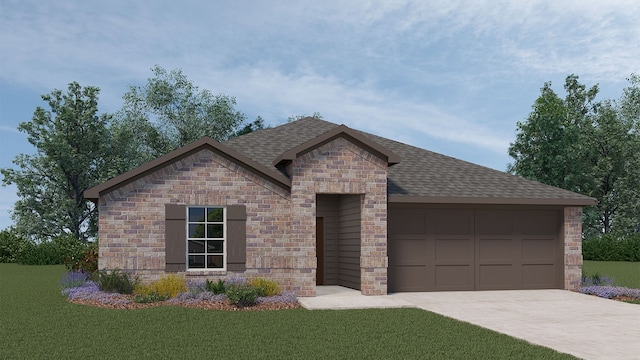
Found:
<box><xmin>272</xmin><ymin>124</ymin><xmax>401</xmax><ymax>168</ymax></box>
<box><xmin>85</xmin><ymin>137</ymin><xmax>291</xmax><ymax>201</ymax></box>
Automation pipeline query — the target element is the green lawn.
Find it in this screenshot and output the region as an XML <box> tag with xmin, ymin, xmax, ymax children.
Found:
<box><xmin>0</xmin><ymin>264</ymin><xmax>575</xmax><ymax>359</ymax></box>
<box><xmin>583</xmin><ymin>260</ymin><xmax>640</xmax><ymax>288</ymax></box>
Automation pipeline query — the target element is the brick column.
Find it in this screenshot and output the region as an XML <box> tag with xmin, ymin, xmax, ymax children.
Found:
<box><xmin>564</xmin><ymin>207</ymin><xmax>583</xmax><ymax>290</ymax></box>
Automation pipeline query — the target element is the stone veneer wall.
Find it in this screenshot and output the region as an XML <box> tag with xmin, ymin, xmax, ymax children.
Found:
<box><xmin>564</xmin><ymin>207</ymin><xmax>583</xmax><ymax>290</ymax></box>
<box><xmin>289</xmin><ymin>138</ymin><xmax>388</xmax><ymax>296</ymax></box>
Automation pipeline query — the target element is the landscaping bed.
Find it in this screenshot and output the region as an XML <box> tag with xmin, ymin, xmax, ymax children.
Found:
<box><xmin>60</xmin><ymin>270</ymin><xmax>301</xmax><ymax>311</ymax></box>
<box><xmin>580</xmin><ymin>262</ymin><xmax>640</xmax><ymax>304</ymax></box>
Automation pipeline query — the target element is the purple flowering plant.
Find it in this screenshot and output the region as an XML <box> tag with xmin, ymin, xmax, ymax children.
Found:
<box><xmin>579</xmin><ymin>286</ymin><xmax>640</xmax><ymax>299</ymax></box>
<box><xmin>580</xmin><ymin>273</ymin><xmax>640</xmax><ymax>300</ymax></box>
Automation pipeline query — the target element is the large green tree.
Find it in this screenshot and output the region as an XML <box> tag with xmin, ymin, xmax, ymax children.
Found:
<box><xmin>114</xmin><ymin>66</ymin><xmax>260</xmax><ymax>166</ymax></box>
<box><xmin>1</xmin><ymin>83</ymin><xmax>124</xmax><ymax>241</ymax></box>
<box><xmin>508</xmin><ymin>74</ymin><xmax>640</xmax><ymax>237</ymax></box>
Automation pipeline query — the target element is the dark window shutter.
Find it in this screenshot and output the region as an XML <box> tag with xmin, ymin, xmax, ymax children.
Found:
<box><xmin>165</xmin><ymin>204</ymin><xmax>186</xmax><ymax>272</ymax></box>
<box><xmin>226</xmin><ymin>205</ymin><xmax>246</xmax><ymax>271</ymax></box>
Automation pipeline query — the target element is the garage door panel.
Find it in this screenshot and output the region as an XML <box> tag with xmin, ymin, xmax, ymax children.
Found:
<box><xmin>389</xmin><ymin>266</ymin><xmax>428</xmax><ymax>292</ymax></box>
<box><xmin>435</xmin><ymin>265</ymin><xmax>473</xmax><ymax>290</ymax></box>
<box><xmin>388</xmin><ymin>210</ymin><xmax>426</xmax><ymax>235</ymax></box>
<box><xmin>476</xmin><ymin>210</ymin><xmax>514</xmax><ymax>235</ymax></box>
<box><xmin>478</xmin><ymin>238</ymin><xmax>513</xmax><ymax>261</ymax></box>
<box><xmin>435</xmin><ymin>238</ymin><xmax>473</xmax><ymax>260</ymax></box>
<box><xmin>479</xmin><ymin>265</ymin><xmax>515</xmax><ymax>289</ymax></box>
<box><xmin>521</xmin><ymin>239</ymin><xmax>555</xmax><ymax>260</ymax></box>
<box><xmin>521</xmin><ymin>211</ymin><xmax>561</xmax><ymax>235</ymax></box>
<box><xmin>522</xmin><ymin>264</ymin><xmax>556</xmax><ymax>287</ymax></box>
<box><xmin>432</xmin><ymin>210</ymin><xmax>473</xmax><ymax>235</ymax></box>
<box><xmin>389</xmin><ymin>238</ymin><xmax>427</xmax><ymax>265</ymax></box>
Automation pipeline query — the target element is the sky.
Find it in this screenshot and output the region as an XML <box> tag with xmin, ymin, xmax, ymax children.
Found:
<box><xmin>0</xmin><ymin>0</ymin><xmax>638</xmax><ymax>231</ymax></box>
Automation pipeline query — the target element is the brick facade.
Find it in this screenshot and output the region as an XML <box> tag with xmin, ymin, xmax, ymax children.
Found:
<box><xmin>563</xmin><ymin>207</ymin><xmax>583</xmax><ymax>290</ymax></box>
<box><xmin>98</xmin><ymin>137</ymin><xmax>389</xmax><ymax>296</ymax></box>
<box><xmin>95</xmin><ymin>130</ymin><xmax>588</xmax><ymax>296</ymax></box>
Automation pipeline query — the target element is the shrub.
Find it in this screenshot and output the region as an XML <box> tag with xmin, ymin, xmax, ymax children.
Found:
<box><xmin>248</xmin><ymin>277</ymin><xmax>281</xmax><ymax>297</ymax></box>
<box><xmin>134</xmin><ymin>274</ymin><xmax>187</xmax><ymax>298</ymax></box>
<box><xmin>64</xmin><ymin>243</ymin><xmax>98</xmax><ymax>273</ymax></box>
<box><xmin>133</xmin><ymin>292</ymin><xmax>169</xmax><ymax>303</ymax></box>
<box><xmin>16</xmin><ymin>234</ymin><xmax>89</xmax><ymax>266</ymax></box>
<box><xmin>583</xmin><ymin>233</ymin><xmax>640</xmax><ymax>261</ymax></box>
<box><xmin>581</xmin><ymin>273</ymin><xmax>615</xmax><ymax>287</ymax></box>
<box><xmin>0</xmin><ymin>228</ymin><xmax>30</xmax><ymax>263</ymax></box>
<box><xmin>205</xmin><ymin>279</ymin><xmax>226</xmax><ymax>294</ymax></box>
<box><xmin>225</xmin><ymin>283</ymin><xmax>260</xmax><ymax>307</ymax></box>
<box><xmin>93</xmin><ymin>268</ymin><xmax>138</xmax><ymax>294</ymax></box>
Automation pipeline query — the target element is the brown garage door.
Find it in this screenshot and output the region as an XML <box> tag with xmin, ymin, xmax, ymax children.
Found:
<box><xmin>388</xmin><ymin>205</ymin><xmax>563</xmax><ymax>292</ymax></box>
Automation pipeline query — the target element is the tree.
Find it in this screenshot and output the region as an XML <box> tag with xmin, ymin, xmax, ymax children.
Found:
<box><xmin>1</xmin><ymin>83</ymin><xmax>121</xmax><ymax>241</ymax></box>
<box><xmin>508</xmin><ymin>74</ymin><xmax>640</xmax><ymax>237</ymax></box>
<box><xmin>114</xmin><ymin>66</ymin><xmax>251</xmax><ymax>166</ymax></box>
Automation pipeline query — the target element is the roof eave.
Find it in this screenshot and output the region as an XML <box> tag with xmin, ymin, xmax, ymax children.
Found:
<box><xmin>388</xmin><ymin>195</ymin><xmax>598</xmax><ymax>206</ymax></box>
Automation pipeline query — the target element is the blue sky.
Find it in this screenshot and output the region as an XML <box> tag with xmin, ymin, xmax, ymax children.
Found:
<box><xmin>0</xmin><ymin>0</ymin><xmax>638</xmax><ymax>231</ymax></box>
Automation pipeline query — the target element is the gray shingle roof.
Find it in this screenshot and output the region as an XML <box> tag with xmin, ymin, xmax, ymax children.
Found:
<box><xmin>224</xmin><ymin>117</ymin><xmax>596</xmax><ymax>205</ymax></box>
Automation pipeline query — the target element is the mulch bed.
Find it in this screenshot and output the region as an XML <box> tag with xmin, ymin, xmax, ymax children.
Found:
<box><xmin>69</xmin><ymin>298</ymin><xmax>301</xmax><ymax>311</ymax></box>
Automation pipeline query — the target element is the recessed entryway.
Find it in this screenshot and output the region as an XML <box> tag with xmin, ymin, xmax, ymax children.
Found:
<box><xmin>316</xmin><ymin>194</ymin><xmax>362</xmax><ymax>290</ymax></box>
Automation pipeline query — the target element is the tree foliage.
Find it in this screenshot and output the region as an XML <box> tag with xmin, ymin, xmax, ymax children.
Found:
<box><xmin>114</xmin><ymin>65</ymin><xmax>255</xmax><ymax>166</ymax></box>
<box><xmin>509</xmin><ymin>74</ymin><xmax>640</xmax><ymax>237</ymax></box>
<box><xmin>1</xmin><ymin>83</ymin><xmax>122</xmax><ymax>241</ymax></box>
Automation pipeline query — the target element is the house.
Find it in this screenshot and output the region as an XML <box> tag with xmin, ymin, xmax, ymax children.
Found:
<box><xmin>85</xmin><ymin>117</ymin><xmax>596</xmax><ymax>296</ymax></box>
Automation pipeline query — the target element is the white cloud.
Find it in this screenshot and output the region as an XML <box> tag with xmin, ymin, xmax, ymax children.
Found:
<box><xmin>198</xmin><ymin>66</ymin><xmax>511</xmax><ymax>154</ymax></box>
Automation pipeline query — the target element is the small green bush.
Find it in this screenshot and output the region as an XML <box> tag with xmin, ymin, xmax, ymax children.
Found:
<box><xmin>133</xmin><ymin>292</ymin><xmax>169</xmax><ymax>304</ymax></box>
<box><xmin>225</xmin><ymin>283</ymin><xmax>260</xmax><ymax>307</ymax></box>
<box><xmin>93</xmin><ymin>268</ymin><xmax>138</xmax><ymax>294</ymax></box>
<box><xmin>135</xmin><ymin>274</ymin><xmax>187</xmax><ymax>298</ymax></box>
<box><xmin>205</xmin><ymin>279</ymin><xmax>226</xmax><ymax>294</ymax></box>
<box><xmin>0</xmin><ymin>229</ymin><xmax>30</xmax><ymax>263</ymax></box>
<box><xmin>248</xmin><ymin>277</ymin><xmax>280</xmax><ymax>297</ymax></box>
<box><xmin>583</xmin><ymin>233</ymin><xmax>640</xmax><ymax>261</ymax></box>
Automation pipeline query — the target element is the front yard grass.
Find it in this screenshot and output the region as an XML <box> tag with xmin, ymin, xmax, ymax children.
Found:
<box><xmin>0</xmin><ymin>264</ymin><xmax>575</xmax><ymax>359</ymax></box>
<box><xmin>583</xmin><ymin>260</ymin><xmax>640</xmax><ymax>289</ymax></box>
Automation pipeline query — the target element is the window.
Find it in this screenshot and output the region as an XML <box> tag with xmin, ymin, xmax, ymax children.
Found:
<box><xmin>187</xmin><ymin>206</ymin><xmax>225</xmax><ymax>270</ymax></box>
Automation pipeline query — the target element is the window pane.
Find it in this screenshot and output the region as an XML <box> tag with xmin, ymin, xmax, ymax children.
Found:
<box><xmin>207</xmin><ymin>255</ymin><xmax>224</xmax><ymax>268</ymax></box>
<box><xmin>207</xmin><ymin>224</ymin><xmax>223</xmax><ymax>238</ymax></box>
<box><xmin>188</xmin><ymin>255</ymin><xmax>205</xmax><ymax>268</ymax></box>
<box><xmin>207</xmin><ymin>240</ymin><xmax>223</xmax><ymax>253</ymax></box>
<box><xmin>189</xmin><ymin>224</ymin><xmax>206</xmax><ymax>238</ymax></box>
<box><xmin>188</xmin><ymin>240</ymin><xmax>205</xmax><ymax>253</ymax></box>
<box><xmin>207</xmin><ymin>208</ymin><xmax>223</xmax><ymax>222</ymax></box>
<box><xmin>188</xmin><ymin>207</ymin><xmax>206</xmax><ymax>222</ymax></box>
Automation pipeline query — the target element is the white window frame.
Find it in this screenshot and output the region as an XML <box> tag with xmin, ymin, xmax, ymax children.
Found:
<box><xmin>185</xmin><ymin>206</ymin><xmax>227</xmax><ymax>271</ymax></box>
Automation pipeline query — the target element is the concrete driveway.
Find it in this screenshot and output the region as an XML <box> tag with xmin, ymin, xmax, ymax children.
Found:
<box><xmin>299</xmin><ymin>287</ymin><xmax>640</xmax><ymax>360</ymax></box>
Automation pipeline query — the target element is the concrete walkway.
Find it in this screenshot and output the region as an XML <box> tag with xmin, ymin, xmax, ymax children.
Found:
<box><xmin>299</xmin><ymin>287</ymin><xmax>640</xmax><ymax>360</ymax></box>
